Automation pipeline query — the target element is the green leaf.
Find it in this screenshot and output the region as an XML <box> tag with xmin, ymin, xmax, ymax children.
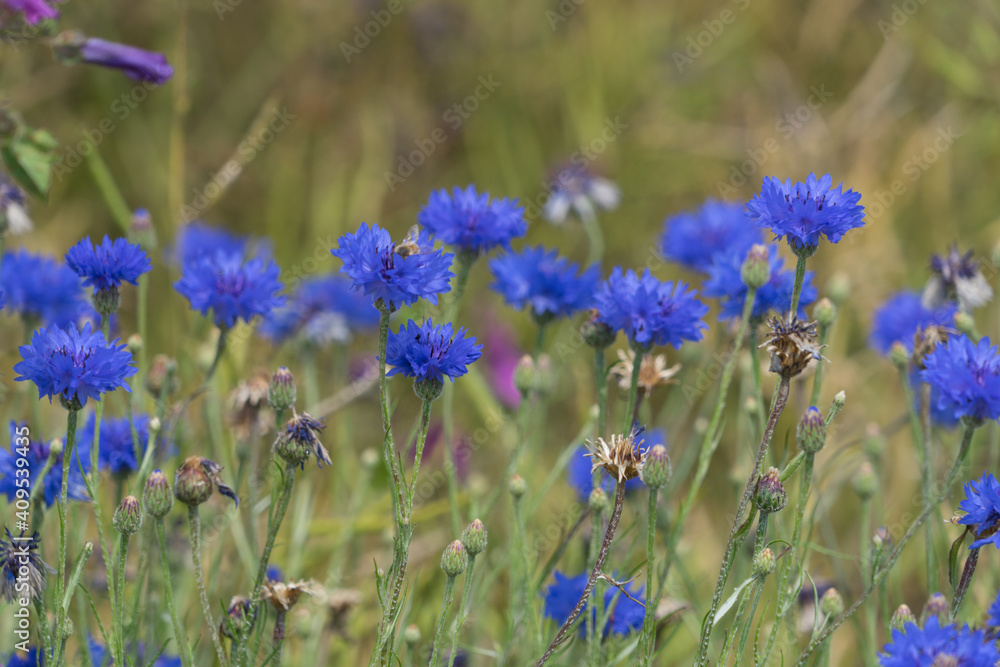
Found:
<box><xmin>713</xmin><ymin>575</ymin><xmax>757</xmax><ymax>627</ymax></box>
<box><xmin>2</xmin><ymin>132</ymin><xmax>58</xmax><ymax>200</ymax></box>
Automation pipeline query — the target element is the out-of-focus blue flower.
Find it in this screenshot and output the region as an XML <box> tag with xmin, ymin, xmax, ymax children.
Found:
<box><xmin>174</xmin><ymin>250</ymin><xmax>284</xmax><ymax>329</ymax></box>
<box><xmin>543</xmin><ymin>571</ymin><xmax>645</xmax><ymax>637</ymax></box>
<box><xmin>62</xmin><ymin>34</ymin><xmax>174</xmax><ymax>85</ymax></box>
<box><xmin>88</xmin><ymin>634</ymin><xmax>183</xmax><ymax>667</ymax></box>
<box><xmin>266</xmin><ymin>565</ymin><xmax>283</xmax><ymax>582</ymax></box>
<box><xmin>987</xmin><ymin>589</ymin><xmax>1000</xmax><ymax>628</ymax></box>
<box><xmin>259</xmin><ymin>274</ymin><xmax>379</xmax><ymax>345</ymax></box>
<box><xmin>4</xmin><ymin>645</ymin><xmax>46</xmax><ymax>667</ymax></box>
<box><xmin>0</xmin><ymin>421</ymin><xmax>89</xmax><ymax>507</ymax></box>
<box><xmin>542</xmin><ymin>164</ymin><xmax>620</xmax><ymax>224</ymax></box>
<box><xmin>704</xmin><ymin>244</ymin><xmax>816</xmax><ymax>320</ymax></box>
<box><xmin>2</xmin><ymin>0</ymin><xmax>58</xmax><ymax>24</ymax></box>
<box><xmin>76</xmin><ymin>413</ymin><xmax>151</xmax><ymax>477</ymax></box>
<box><xmin>332</xmin><ymin>223</ymin><xmax>454</xmax><ymax>311</ymax></box>
<box><xmin>661</xmin><ymin>199</ymin><xmax>762</xmax><ymax>273</ymax></box>
<box><xmin>879</xmin><ymin>616</ymin><xmax>999</xmax><ymax>666</ymax></box>
<box><xmin>418</xmin><ymin>185</ymin><xmax>527</xmax><ymax>255</ymax></box>
<box><xmin>489</xmin><ymin>246</ymin><xmax>599</xmax><ymax>321</ymax></box>
<box><xmin>956</xmin><ymin>471</ymin><xmax>1000</xmax><ymax>550</ymax></box>
<box><xmin>747</xmin><ymin>173</ymin><xmax>865</xmax><ymax>253</ymax></box>
<box><xmin>385</xmin><ymin>320</ymin><xmax>482</xmax><ymax>385</ymax></box>
<box><xmin>871</xmin><ymin>291</ymin><xmax>957</xmax><ymax>355</ymax></box>
<box><xmin>595</xmin><ymin>268</ymin><xmax>707</xmax><ymax>350</ymax></box>
<box><xmin>920</xmin><ymin>335</ymin><xmax>1000</xmax><ymax>423</ymax></box>
<box><xmin>567</xmin><ymin>429</ymin><xmax>664</xmax><ymax>499</ymax></box>
<box><xmin>65</xmin><ymin>235</ymin><xmax>152</xmax><ymax>294</ymax></box>
<box><xmin>14</xmin><ymin>322</ymin><xmax>136</xmax><ymax>408</ymax></box>
<box><xmin>0</xmin><ymin>174</ymin><xmax>32</xmax><ymax>234</ymax></box>
<box><xmin>0</xmin><ymin>250</ymin><xmax>85</xmax><ymax>326</ymax></box>
<box><xmin>171</xmin><ymin>222</ymin><xmax>266</xmax><ymax>268</ymax></box>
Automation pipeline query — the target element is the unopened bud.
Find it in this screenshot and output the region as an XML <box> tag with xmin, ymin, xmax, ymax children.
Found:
<box><xmin>863</xmin><ymin>423</ymin><xmax>885</xmax><ymax>462</ymax></box>
<box><xmin>922</xmin><ymin>593</ymin><xmax>948</xmax><ymax>622</ymax></box>
<box><xmin>954</xmin><ymin>311</ymin><xmax>977</xmax><ymax>339</ymax></box>
<box><xmin>113</xmin><ymin>495</ymin><xmax>143</xmax><ymax>535</ymax></box>
<box><xmin>267</xmin><ymin>367</ymin><xmax>297</xmax><ymax>412</ymax></box>
<box><xmin>461</xmin><ymin>519</ymin><xmax>488</xmax><ymax>556</ymax></box>
<box><xmin>853</xmin><ymin>462</ymin><xmax>877</xmax><ymax>500</ymax></box>
<box><xmin>812</xmin><ymin>298</ymin><xmax>836</xmax><ymax>328</ymax></box>
<box><xmin>826</xmin><ymin>272</ymin><xmax>851</xmax><ymax>306</ymax></box>
<box><xmin>754</xmin><ymin>467</ymin><xmax>787</xmax><ymax>514</ymax></box>
<box><xmin>514</xmin><ymin>355</ymin><xmax>537</xmax><ymax>397</ymax></box>
<box><xmin>127</xmin><ymin>334</ymin><xmax>143</xmax><ymax>355</ymax></box>
<box><xmin>797</xmin><ymin>407</ymin><xmax>826</xmax><ymax>454</ymax></box>
<box><xmin>509</xmin><ymin>474</ymin><xmax>526</xmax><ymax>499</ymax></box>
<box><xmin>403</xmin><ymin>624</ymin><xmax>421</xmax><ymax>646</ymax></box>
<box><xmin>889</xmin><ymin>341</ymin><xmax>910</xmax><ymax>369</ymax></box>
<box><xmin>891</xmin><ymin>604</ymin><xmax>916</xmax><ymax>632</ymax></box>
<box><xmin>588</xmin><ymin>487</ymin><xmax>608</xmax><ymax>514</ymax></box>
<box><xmin>741</xmin><ymin>244</ymin><xmax>771</xmax><ymax>290</ymax></box>
<box><xmin>581</xmin><ymin>310</ymin><xmax>616</xmax><ymax>349</ymax></box>
<box><xmin>640</xmin><ymin>444</ymin><xmax>671</xmax><ymax>489</ymax></box>
<box><xmin>143</xmin><ymin>469</ymin><xmax>174</xmax><ymax>518</ymax></box>
<box><xmin>752</xmin><ymin>548</ymin><xmax>776</xmax><ymax>577</ymax></box>
<box><xmin>440</xmin><ymin>540</ymin><xmax>467</xmax><ymax>578</ymax></box>
<box><xmin>820</xmin><ymin>588</ymin><xmax>844</xmax><ymax>618</ymax></box>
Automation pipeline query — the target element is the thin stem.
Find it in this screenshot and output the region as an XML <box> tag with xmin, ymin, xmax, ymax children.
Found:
<box><xmin>595</xmin><ymin>348</ymin><xmax>607</xmax><ymax>441</ymax></box>
<box><xmin>579</xmin><ymin>203</ymin><xmax>604</xmax><ymax>266</ymax></box>
<box><xmin>787</xmin><ymin>254</ymin><xmax>808</xmax><ymax>323</ymax></box>
<box><xmin>155</xmin><ymin>518</ymin><xmax>193</xmax><ymax>667</ymax></box>
<box><xmin>950</xmin><ymin>547</ymin><xmax>980</xmax><ymax>620</ymax></box>
<box><xmin>429</xmin><ymin>577</ymin><xmax>458</xmax><ymax>667</ymax></box>
<box><xmin>115</xmin><ymin>532</ymin><xmax>129</xmax><ymax>665</ymax></box>
<box><xmin>637</xmin><ymin>487</ymin><xmax>659</xmax><ymax>666</ymax></box>
<box><xmin>622</xmin><ymin>347</ymin><xmax>643</xmax><ymax>433</ymax></box>
<box><xmin>188</xmin><ymin>505</ymin><xmax>229</xmax><ymax>667</ymax></box>
<box><xmin>861</xmin><ymin>497</ymin><xmax>875</xmax><ymax>667</ymax></box>
<box><xmin>52</xmin><ymin>407</ymin><xmax>79</xmax><ymax>667</ymax></box>
<box><xmin>408</xmin><ymin>400</ymin><xmax>434</xmax><ymax>501</ymax></box>
<box><xmin>447</xmin><ymin>554</ymin><xmax>477</xmax><ymax>667</ymax></box>
<box><xmin>809</xmin><ymin>319</ymin><xmax>832</xmax><ymax>406</ymax></box>
<box><xmin>535</xmin><ymin>480</ymin><xmax>627</xmax><ymax>667</ymax></box>
<box><xmin>919</xmin><ymin>384</ymin><xmax>938</xmax><ymax>593</ymax></box>
<box><xmin>205</xmin><ymin>329</ymin><xmax>228</xmax><ymax>385</ymax></box>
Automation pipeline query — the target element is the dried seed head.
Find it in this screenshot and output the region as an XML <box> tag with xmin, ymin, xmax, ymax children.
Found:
<box><xmin>913</xmin><ymin>325</ymin><xmax>951</xmax><ymax>369</ymax></box>
<box><xmin>760</xmin><ymin>317</ymin><xmax>824</xmax><ymax>379</ymax></box>
<box><xmin>610</xmin><ymin>349</ymin><xmax>681</xmax><ymax>394</ymax></box>
<box><xmin>228</xmin><ymin>370</ymin><xmax>273</xmax><ymax>441</ymax></box>
<box><xmin>261</xmin><ymin>579</ymin><xmax>315</xmax><ymax>612</ymax></box>
<box><xmin>585</xmin><ymin>431</ymin><xmax>646</xmax><ymax>484</ymax></box>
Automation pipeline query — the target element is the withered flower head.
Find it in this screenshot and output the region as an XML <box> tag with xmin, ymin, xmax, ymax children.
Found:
<box><xmin>585</xmin><ymin>428</ymin><xmax>646</xmax><ymax>484</ymax></box>
<box><xmin>760</xmin><ymin>317</ymin><xmax>824</xmax><ymax>379</ymax></box>
<box><xmin>145</xmin><ymin>354</ymin><xmax>179</xmax><ymax>396</ymax></box>
<box><xmin>610</xmin><ymin>349</ymin><xmax>681</xmax><ymax>393</ymax></box>
<box><xmin>274</xmin><ymin>410</ymin><xmax>330</xmax><ymax>468</ymax></box>
<box><xmin>228</xmin><ymin>370</ymin><xmax>274</xmax><ymax>441</ymax></box>
<box><xmin>923</xmin><ymin>245</ymin><xmax>993</xmax><ymax>313</ymax></box>
<box><xmin>220</xmin><ymin>595</ymin><xmax>256</xmax><ymax>639</ymax></box>
<box><xmin>319</xmin><ymin>587</ymin><xmax>362</xmax><ymax>633</ymax></box>
<box><xmin>261</xmin><ymin>578</ymin><xmax>316</xmax><ymax>612</ymax></box>
<box><xmin>912</xmin><ymin>324</ymin><xmax>952</xmax><ymax>369</ymax></box>
<box><xmin>0</xmin><ymin>529</ymin><xmax>54</xmax><ymax>602</ymax></box>
<box><xmin>174</xmin><ymin>456</ymin><xmax>239</xmax><ymax>507</ymax></box>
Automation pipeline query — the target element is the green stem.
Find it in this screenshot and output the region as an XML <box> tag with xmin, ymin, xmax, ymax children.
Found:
<box><xmin>900</xmin><ymin>369</ymin><xmax>936</xmax><ymax>592</ymax></box>
<box><xmin>919</xmin><ymin>384</ymin><xmax>938</xmax><ymax>594</ymax></box>
<box><xmin>809</xmin><ymin>320</ymin><xmax>832</xmax><ymax>406</ymax></box>
<box><xmin>622</xmin><ymin>346</ymin><xmax>643</xmax><ymax>433</ymax></box>
<box><xmin>52</xmin><ymin>407</ymin><xmax>78</xmax><ymax>667</ymax></box>
<box><xmin>187</xmin><ymin>505</ymin><xmax>229</xmax><ymax>667</ymax></box>
<box><xmin>446</xmin><ymin>555</ymin><xmax>477</xmax><ymax>667</ymax></box>
<box><xmin>428</xmin><ymin>577</ymin><xmax>458</xmax><ymax>667</ymax></box>
<box><xmin>637</xmin><ymin>487</ymin><xmax>659</xmax><ymax>666</ymax></box>
<box><xmin>155</xmin><ymin>518</ymin><xmax>193</xmax><ymax>667</ymax></box>
<box><xmin>950</xmin><ymin>547</ymin><xmax>980</xmax><ymax>620</ymax></box>
<box><xmin>115</xmin><ymin>532</ymin><xmax>129</xmax><ymax>665</ymax></box>
<box><xmin>579</xmin><ymin>204</ymin><xmax>604</xmax><ymax>266</ymax></box>
<box><xmin>861</xmin><ymin>497</ymin><xmax>875</xmax><ymax>667</ymax></box>
<box><xmin>787</xmin><ymin>254</ymin><xmax>809</xmax><ymax>323</ymax></box>
<box><xmin>407</xmin><ymin>400</ymin><xmax>434</xmax><ymax>502</ymax></box>
<box><xmin>595</xmin><ymin>348</ymin><xmax>607</xmax><ymax>441</ymax></box>
<box><xmin>205</xmin><ymin>329</ymin><xmax>227</xmax><ymax>385</ymax></box>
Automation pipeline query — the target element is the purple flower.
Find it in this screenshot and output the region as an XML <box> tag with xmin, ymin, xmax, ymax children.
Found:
<box><xmin>174</xmin><ymin>250</ymin><xmax>285</xmax><ymax>329</ymax></box>
<box><xmin>489</xmin><ymin>246</ymin><xmax>599</xmax><ymax>321</ymax></box>
<box><xmin>65</xmin><ymin>235</ymin><xmax>152</xmax><ymax>293</ymax></box>
<box><xmin>957</xmin><ymin>472</ymin><xmax>1000</xmax><ymax>550</ymax></box>
<box><xmin>704</xmin><ymin>244</ymin><xmax>817</xmax><ymax>320</ymax></box>
<box><xmin>871</xmin><ymin>291</ymin><xmax>957</xmax><ymax>355</ymax></box>
<box><xmin>385</xmin><ymin>320</ymin><xmax>482</xmax><ymax>385</ymax></box>
<box><xmin>543</xmin><ymin>571</ymin><xmax>645</xmax><ymax>637</ymax></box>
<box><xmin>879</xmin><ymin>616</ymin><xmax>999</xmax><ymax>666</ymax></box>
<box><xmin>259</xmin><ymin>274</ymin><xmax>378</xmax><ymax>345</ymax></box>
<box><xmin>14</xmin><ymin>322</ymin><xmax>136</xmax><ymax>408</ymax></box>
<box><xmin>661</xmin><ymin>199</ymin><xmax>762</xmax><ymax>273</ymax></box>
<box><xmin>594</xmin><ymin>267</ymin><xmax>708</xmax><ymax>350</ymax></box>
<box><xmin>418</xmin><ymin>185</ymin><xmax>527</xmax><ymax>255</ymax></box>
<box><xmin>747</xmin><ymin>173</ymin><xmax>865</xmax><ymax>253</ymax></box>
<box><xmin>0</xmin><ymin>422</ymin><xmax>89</xmax><ymax>507</ymax></box>
<box><xmin>1</xmin><ymin>250</ymin><xmax>85</xmax><ymax>326</ymax></box>
<box><xmin>920</xmin><ymin>335</ymin><xmax>1000</xmax><ymax>423</ymax></box>
<box><xmin>73</xmin><ymin>35</ymin><xmax>174</xmax><ymax>85</ymax></box>
<box><xmin>331</xmin><ymin>223</ymin><xmax>454</xmax><ymax>311</ymax></box>
<box><xmin>987</xmin><ymin>589</ymin><xmax>1000</xmax><ymax>628</ymax></box>
<box><xmin>2</xmin><ymin>0</ymin><xmax>59</xmax><ymax>24</ymax></box>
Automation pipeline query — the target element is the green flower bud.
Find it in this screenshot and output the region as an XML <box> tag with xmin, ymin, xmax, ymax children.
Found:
<box><xmin>461</xmin><ymin>519</ymin><xmax>488</xmax><ymax>556</ymax></box>
<box><xmin>360</xmin><ymin>448</ymin><xmax>379</xmax><ymax>470</ymax></box>
<box><xmin>812</xmin><ymin>298</ymin><xmax>836</xmax><ymax>328</ymax></box>
<box><xmin>797</xmin><ymin>407</ymin><xmax>826</xmax><ymax>454</ymax></box>
<box><xmin>863</xmin><ymin>423</ymin><xmax>885</xmax><ymax>462</ymax></box>
<box><xmin>127</xmin><ymin>333</ymin><xmax>143</xmax><ymax>355</ymax></box>
<box><xmin>440</xmin><ymin>540</ymin><xmax>468</xmax><ymax>578</ymax></box>
<box><xmin>889</xmin><ymin>341</ymin><xmax>910</xmax><ymax>369</ymax></box>
<box><xmin>49</xmin><ymin>438</ymin><xmax>63</xmax><ymax>458</ymax></box>
<box><xmin>820</xmin><ymin>588</ymin><xmax>844</xmax><ymax>618</ymax></box>
<box><xmin>143</xmin><ymin>469</ymin><xmax>174</xmax><ymax>518</ymax></box>
<box><xmin>588</xmin><ymin>487</ymin><xmax>608</xmax><ymax>514</ymax></box>
<box><xmin>752</xmin><ymin>547</ymin><xmax>776</xmax><ymax>577</ymax></box>
<box><xmin>509</xmin><ymin>474</ymin><xmax>526</xmax><ymax>499</ymax></box>
<box><xmin>640</xmin><ymin>444</ymin><xmax>671</xmax><ymax>489</ymax></box>
<box><xmin>853</xmin><ymin>462</ymin><xmax>877</xmax><ymax>500</ymax></box>
<box><xmin>514</xmin><ymin>355</ymin><xmax>537</xmax><ymax>397</ymax></box>
<box><xmin>267</xmin><ymin>367</ymin><xmax>297</xmax><ymax>413</ymax></box>
<box><xmin>113</xmin><ymin>495</ymin><xmax>143</xmax><ymax>535</ymax></box>
<box><xmin>403</xmin><ymin>624</ymin><xmax>421</xmax><ymax>646</ymax></box>
<box><xmin>146</xmin><ymin>354</ymin><xmax>179</xmax><ymax>396</ymax></box>
<box><xmin>954</xmin><ymin>311</ymin><xmax>977</xmax><ymax>339</ymax></box>
<box><xmin>826</xmin><ymin>272</ymin><xmax>851</xmax><ymax>306</ymax></box>
<box><xmin>754</xmin><ymin>467</ymin><xmax>787</xmax><ymax>514</ymax></box>
<box><xmin>832</xmin><ymin>390</ymin><xmax>846</xmax><ymax>412</ymax></box>
<box><xmin>890</xmin><ymin>604</ymin><xmax>915</xmax><ymax>632</ymax></box>
<box><xmin>922</xmin><ymin>593</ymin><xmax>948</xmax><ymax>622</ymax></box>
<box><xmin>741</xmin><ymin>244</ymin><xmax>771</xmax><ymax>290</ymax></box>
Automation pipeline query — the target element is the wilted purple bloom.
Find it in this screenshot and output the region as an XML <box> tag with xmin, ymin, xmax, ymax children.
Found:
<box><xmin>76</xmin><ymin>37</ymin><xmax>173</xmax><ymax>84</ymax></box>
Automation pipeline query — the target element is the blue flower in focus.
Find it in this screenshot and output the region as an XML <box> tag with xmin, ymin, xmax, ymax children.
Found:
<box><xmin>260</xmin><ymin>274</ymin><xmax>379</xmax><ymax>345</ymax></box>
<box><xmin>879</xmin><ymin>616</ymin><xmax>999</xmax><ymax>666</ymax></box>
<box><xmin>920</xmin><ymin>335</ymin><xmax>1000</xmax><ymax>423</ymax></box>
<box><xmin>14</xmin><ymin>322</ymin><xmax>136</xmax><ymax>408</ymax></box>
<box><xmin>595</xmin><ymin>268</ymin><xmax>708</xmax><ymax>350</ymax></box>
<box><xmin>871</xmin><ymin>291</ymin><xmax>957</xmax><ymax>355</ymax></box>
<box><xmin>704</xmin><ymin>244</ymin><xmax>817</xmax><ymax>320</ymax></box>
<box><xmin>1</xmin><ymin>250</ymin><xmax>85</xmax><ymax>326</ymax></box>
<box><xmin>77</xmin><ymin>413</ymin><xmax>152</xmax><ymax>477</ymax></box>
<box><xmin>543</xmin><ymin>571</ymin><xmax>645</xmax><ymax>637</ymax></box>
<box><xmin>956</xmin><ymin>472</ymin><xmax>1000</xmax><ymax>550</ymax></box>
<box><xmin>418</xmin><ymin>185</ymin><xmax>527</xmax><ymax>255</ymax></box>
<box><xmin>489</xmin><ymin>246</ymin><xmax>599</xmax><ymax>320</ymax></box>
<box><xmin>174</xmin><ymin>250</ymin><xmax>285</xmax><ymax>329</ymax></box>
<box><xmin>385</xmin><ymin>320</ymin><xmax>483</xmax><ymax>385</ymax></box>
<box><xmin>661</xmin><ymin>199</ymin><xmax>762</xmax><ymax>273</ymax></box>
<box><xmin>747</xmin><ymin>173</ymin><xmax>865</xmax><ymax>253</ymax></box>
<box><xmin>65</xmin><ymin>235</ymin><xmax>152</xmax><ymax>294</ymax></box>
<box><xmin>0</xmin><ymin>422</ymin><xmax>89</xmax><ymax>507</ymax></box>
<box><xmin>987</xmin><ymin>589</ymin><xmax>1000</xmax><ymax>628</ymax></box>
<box><xmin>332</xmin><ymin>223</ymin><xmax>454</xmax><ymax>311</ymax></box>
<box><xmin>567</xmin><ymin>429</ymin><xmax>663</xmax><ymax>499</ymax></box>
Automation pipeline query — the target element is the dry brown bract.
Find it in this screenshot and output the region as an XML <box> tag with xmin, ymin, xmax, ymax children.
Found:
<box><xmin>610</xmin><ymin>349</ymin><xmax>681</xmax><ymax>393</ymax></box>
<box><xmin>760</xmin><ymin>317</ymin><xmax>825</xmax><ymax>379</ymax></box>
<box><xmin>912</xmin><ymin>324</ymin><xmax>953</xmax><ymax>369</ymax></box>
<box><xmin>586</xmin><ymin>432</ymin><xmax>646</xmax><ymax>483</ymax></box>
<box><xmin>228</xmin><ymin>370</ymin><xmax>273</xmax><ymax>440</ymax></box>
<box><xmin>261</xmin><ymin>579</ymin><xmax>316</xmax><ymax>612</ymax></box>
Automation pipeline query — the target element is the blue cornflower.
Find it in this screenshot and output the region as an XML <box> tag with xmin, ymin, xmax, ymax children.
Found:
<box><xmin>65</xmin><ymin>235</ymin><xmax>152</xmax><ymax>294</ymax></box>
<box><xmin>88</xmin><ymin>634</ymin><xmax>183</xmax><ymax>667</ymax></box>
<box><xmin>871</xmin><ymin>291</ymin><xmax>957</xmax><ymax>355</ymax></box>
<box><xmin>987</xmin><ymin>589</ymin><xmax>1000</xmax><ymax>628</ymax></box>
<box><xmin>879</xmin><ymin>616</ymin><xmax>999</xmax><ymax>666</ymax></box>
<box><xmin>331</xmin><ymin>223</ymin><xmax>454</xmax><ymax>311</ymax></box>
<box><xmin>77</xmin><ymin>413</ymin><xmax>151</xmax><ymax>477</ymax></box>
<box><xmin>543</xmin><ymin>571</ymin><xmax>645</xmax><ymax>637</ymax></box>
<box><xmin>704</xmin><ymin>244</ymin><xmax>817</xmax><ymax>320</ymax></box>
<box><xmin>174</xmin><ymin>250</ymin><xmax>285</xmax><ymax>329</ymax></box>
<box><xmin>956</xmin><ymin>472</ymin><xmax>1000</xmax><ymax>549</ymax></box>
<box><xmin>661</xmin><ymin>199</ymin><xmax>762</xmax><ymax>273</ymax></box>
<box><xmin>14</xmin><ymin>322</ymin><xmax>136</xmax><ymax>409</ymax></box>
<box><xmin>418</xmin><ymin>185</ymin><xmax>527</xmax><ymax>255</ymax></box>
<box><xmin>747</xmin><ymin>173</ymin><xmax>865</xmax><ymax>254</ymax></box>
<box><xmin>594</xmin><ymin>268</ymin><xmax>708</xmax><ymax>350</ymax></box>
<box><xmin>5</xmin><ymin>645</ymin><xmax>46</xmax><ymax>667</ymax></box>
<box><xmin>260</xmin><ymin>274</ymin><xmax>379</xmax><ymax>345</ymax></box>
<box><xmin>567</xmin><ymin>429</ymin><xmax>663</xmax><ymax>499</ymax></box>
<box><xmin>385</xmin><ymin>320</ymin><xmax>483</xmax><ymax>388</ymax></box>
<box><xmin>170</xmin><ymin>221</ymin><xmax>270</xmax><ymax>267</ymax></box>
<box><xmin>0</xmin><ymin>422</ymin><xmax>89</xmax><ymax>507</ymax></box>
<box><xmin>920</xmin><ymin>335</ymin><xmax>1000</xmax><ymax>423</ymax></box>
<box><xmin>0</xmin><ymin>250</ymin><xmax>85</xmax><ymax>326</ymax></box>
<box><xmin>489</xmin><ymin>246</ymin><xmax>599</xmax><ymax>321</ymax></box>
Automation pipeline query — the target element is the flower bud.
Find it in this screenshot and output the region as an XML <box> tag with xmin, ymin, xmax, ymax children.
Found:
<box><xmin>863</xmin><ymin>423</ymin><xmax>885</xmax><ymax>462</ymax></box>
<box><xmin>461</xmin><ymin>519</ymin><xmax>488</xmax><ymax>556</ymax></box>
<box><xmin>832</xmin><ymin>391</ymin><xmax>846</xmax><ymax>412</ymax></box>
<box><xmin>741</xmin><ymin>244</ymin><xmax>771</xmax><ymax>290</ymax></box>
<box><xmin>640</xmin><ymin>444</ymin><xmax>671</xmax><ymax>489</ymax></box>
<box><xmin>744</xmin><ymin>396</ymin><xmax>758</xmax><ymax>415</ymax></box>
<box><xmin>360</xmin><ymin>448</ymin><xmax>379</xmax><ymax>470</ymax></box>
<box><xmin>146</xmin><ymin>354</ymin><xmax>179</xmax><ymax>396</ymax></box>
<box><xmin>812</xmin><ymin>298</ymin><xmax>836</xmax><ymax>328</ymax></box>
<box><xmin>403</xmin><ymin>624</ymin><xmax>421</xmax><ymax>646</ymax></box>
<box><xmin>509</xmin><ymin>474</ymin><xmax>526</xmax><ymax>499</ymax></box>
<box><xmin>581</xmin><ymin>310</ymin><xmax>615</xmax><ymax>349</ymax></box>
<box><xmin>220</xmin><ymin>596</ymin><xmax>255</xmax><ymax>639</ymax></box>
<box><xmin>143</xmin><ymin>469</ymin><xmax>174</xmax><ymax>518</ymax></box>
<box><xmin>752</xmin><ymin>548</ymin><xmax>776</xmax><ymax>577</ymax></box>
<box><xmin>267</xmin><ymin>367</ymin><xmax>297</xmax><ymax>413</ymax></box>
<box><xmin>853</xmin><ymin>462</ymin><xmax>877</xmax><ymax>500</ymax></box>
<box><xmin>797</xmin><ymin>407</ymin><xmax>826</xmax><ymax>454</ymax></box>
<box><xmin>826</xmin><ymin>272</ymin><xmax>851</xmax><ymax>306</ymax></box>
<box><xmin>954</xmin><ymin>311</ymin><xmax>977</xmax><ymax>339</ymax></box>
<box><xmin>890</xmin><ymin>604</ymin><xmax>915</xmax><ymax>632</ymax></box>
<box><xmin>174</xmin><ymin>456</ymin><xmax>239</xmax><ymax>507</ymax></box>
<box><xmin>514</xmin><ymin>355</ymin><xmax>537</xmax><ymax>397</ymax></box>
<box><xmin>588</xmin><ymin>487</ymin><xmax>608</xmax><ymax>514</ymax></box>
<box><xmin>820</xmin><ymin>588</ymin><xmax>844</xmax><ymax>618</ymax></box>
<box><xmin>754</xmin><ymin>467</ymin><xmax>787</xmax><ymax>514</ymax></box>
<box><xmin>889</xmin><ymin>341</ymin><xmax>910</xmax><ymax>369</ymax></box>
<box><xmin>49</xmin><ymin>438</ymin><xmax>63</xmax><ymax>458</ymax></box>
<box><xmin>440</xmin><ymin>540</ymin><xmax>467</xmax><ymax>578</ymax></box>
<box><xmin>129</xmin><ymin>208</ymin><xmax>157</xmax><ymax>249</ymax></box>
<box><xmin>113</xmin><ymin>495</ymin><xmax>143</xmax><ymax>535</ymax></box>
<box><xmin>922</xmin><ymin>593</ymin><xmax>948</xmax><ymax>622</ymax></box>
<box><xmin>127</xmin><ymin>333</ymin><xmax>143</xmax><ymax>355</ymax></box>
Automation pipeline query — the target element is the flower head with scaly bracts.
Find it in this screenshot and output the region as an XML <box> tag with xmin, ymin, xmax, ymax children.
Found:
<box><xmin>543</xmin><ymin>571</ymin><xmax>645</xmax><ymax>637</ymax></box>
<box><xmin>920</xmin><ymin>335</ymin><xmax>1000</xmax><ymax>423</ymax></box>
<box><xmin>65</xmin><ymin>236</ymin><xmax>152</xmax><ymax>294</ymax></box>
<box><xmin>871</xmin><ymin>291</ymin><xmax>957</xmax><ymax>355</ymax></box>
<box><xmin>0</xmin><ymin>422</ymin><xmax>89</xmax><ymax>506</ymax></box>
<box><xmin>747</xmin><ymin>173</ymin><xmax>865</xmax><ymax>254</ymax></box>
<box><xmin>586</xmin><ymin>428</ymin><xmax>648</xmax><ymax>484</ymax></box>
<box><xmin>0</xmin><ymin>528</ymin><xmax>52</xmax><ymax>602</ymax></box>
<box><xmin>879</xmin><ymin>616</ymin><xmax>999</xmax><ymax>666</ymax></box>
<box><xmin>14</xmin><ymin>322</ymin><xmax>136</xmax><ymax>409</ymax></box>
<box><xmin>1</xmin><ymin>250</ymin><xmax>85</xmax><ymax>326</ymax></box>
<box><xmin>332</xmin><ymin>223</ymin><xmax>454</xmax><ymax>312</ymax></box>
<box><xmin>489</xmin><ymin>246</ymin><xmax>599</xmax><ymax>321</ymax></box>
<box><xmin>987</xmin><ymin>589</ymin><xmax>1000</xmax><ymax>628</ymax></box>
<box><xmin>174</xmin><ymin>250</ymin><xmax>284</xmax><ymax>329</ymax></box>
<box><xmin>385</xmin><ymin>319</ymin><xmax>483</xmax><ymax>387</ymax></box>
<box><xmin>418</xmin><ymin>185</ymin><xmax>527</xmax><ymax>255</ymax></box>
<box><xmin>594</xmin><ymin>268</ymin><xmax>708</xmax><ymax>351</ymax></box>
<box><xmin>259</xmin><ymin>274</ymin><xmax>379</xmax><ymax>345</ymax></box>
<box><xmin>704</xmin><ymin>244</ymin><xmax>817</xmax><ymax>321</ymax></box>
<box><xmin>661</xmin><ymin>199</ymin><xmax>763</xmax><ymax>273</ymax></box>
<box><xmin>76</xmin><ymin>413</ymin><xmax>152</xmax><ymax>477</ymax></box>
<box><xmin>956</xmin><ymin>472</ymin><xmax>1000</xmax><ymax>549</ymax></box>
<box><xmin>761</xmin><ymin>317</ymin><xmax>824</xmax><ymax>379</ymax></box>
